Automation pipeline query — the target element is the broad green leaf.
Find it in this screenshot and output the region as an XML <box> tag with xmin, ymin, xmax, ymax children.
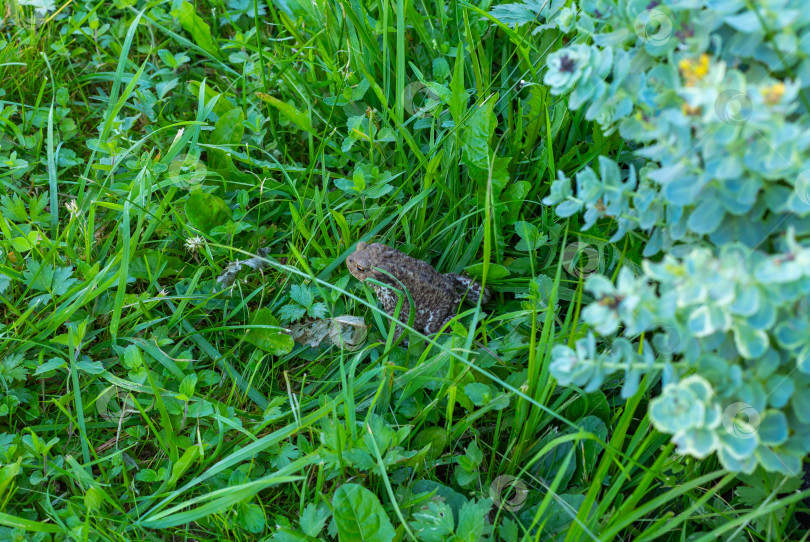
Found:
<box><xmin>179</xmin><ymin>374</ymin><xmax>198</xmax><ymax>399</ymax></box>
<box><xmin>332</xmin><ymin>484</ymin><xmax>395</xmax><ymax>542</ymax></box>
<box><xmin>532</xmin><ymin>430</ymin><xmax>575</xmax><ymax>488</ymax></box>
<box><xmin>411</xmin><ymin>481</ymin><xmax>468</xmax><ymax>519</ymax></box>
<box><xmin>411</xmin><ymin>426</ymin><xmax>448</xmax><ymax>460</ymax></box>
<box><xmin>209</xmin><ymin>108</ymin><xmax>245</xmax><ymax>170</ymax></box>
<box><xmin>450</xmin><ymin>43</ymin><xmax>466</xmax><ymax>125</ymax></box>
<box><xmin>564</xmin><ymin>391</ymin><xmax>611</xmax><ymax>424</ymax></box>
<box><xmin>461</xmin><ymin>99</ymin><xmax>496</xmax><ymax>170</ymax></box>
<box><xmin>278</xmin><ymin>304</ymin><xmax>307</xmax><ymax>322</ymax></box>
<box><xmin>489</xmin><ymin>0</ymin><xmax>553</xmax><ymax>25</ymax></box>
<box><xmin>289</xmin><ymin>284</ymin><xmax>314</xmax><ymax>307</ymax></box>
<box><xmin>11</xmin><ymin>231</ymin><xmax>38</xmax><ymax>252</ymax></box>
<box><xmin>464</xmin><ymin>262</ymin><xmax>510</xmax><ymax>280</ymax></box>
<box><xmin>300</xmin><ymin>503</ymin><xmax>330</xmax><ymax>537</ymax></box>
<box><xmin>0</xmin><ymin>460</ymin><xmax>20</xmax><ymax>498</ymax></box>
<box><xmin>488</xmin><ymin>155</ymin><xmax>511</xmax><ymax>197</ymax></box>
<box><xmin>84</xmin><ymin>487</ymin><xmax>103</xmax><ymax>511</ymax></box>
<box><xmin>256</xmin><ymin>93</ymin><xmax>316</xmax><ymax>133</ymax></box>
<box><xmin>236</xmin><ymin>502</ymin><xmax>265</xmax><ymax>533</ymax></box>
<box><xmin>503</xmin><ymin>181</ymin><xmax>531</xmax><ymax>223</ymax></box>
<box><xmin>34</xmin><ymin>357</ymin><xmax>66</xmax><ymax>376</ymax></box>
<box><xmin>514</xmin><ymin>221</ymin><xmax>547</xmax><ymax>251</ymax></box>
<box><xmin>465</xmin><ymin>439</ymin><xmax>483</xmax><ymax>465</ymax></box>
<box><xmin>177</xmin><ymin>2</ymin><xmax>220</xmax><ymax>58</ymax></box>
<box><xmin>0</xmin><ymin>353</ymin><xmax>27</xmax><ymax>381</ymax></box>
<box><xmin>157</xmin><ymin>49</ymin><xmax>177</xmax><ymax>68</ymax></box>
<box><xmin>412</xmin><ymin>500</ymin><xmax>454</xmax><ymax>541</ymax></box>
<box><xmin>499</xmin><ymin>518</ymin><xmax>520</xmax><ymax>542</ymax></box>
<box><xmin>0</xmin><ymin>194</ymin><xmax>28</xmax><ymax>222</ymax></box>
<box><xmin>76</xmin><ymin>360</ymin><xmax>104</xmax><ymax>375</ymax></box>
<box><xmin>433</xmin><ymin>57</ymin><xmax>451</xmax><ymax>81</ymax></box>
<box><xmin>246</xmin><ymin>309</ymin><xmax>294</xmax><ymax>355</ymax></box>
<box><xmin>52</xmin><ymin>266</ymin><xmax>76</xmax><ymax>295</ymax></box>
<box><xmin>184</xmin><ymin>191</ymin><xmax>232</xmax><ymax>233</ymax></box>
<box><xmin>464</xmin><ymin>382</ymin><xmax>493</xmax><ymax>406</ymax></box>
<box><xmin>519</xmin><ymin>494</ymin><xmax>585</xmax><ymax>535</ymax></box>
<box><xmin>570</xmin><ymin>415</ymin><xmax>608</xmax><ymax>485</ymax></box>
<box><xmin>168</xmin><ymin>444</ymin><xmax>202</xmax><ymax>489</ymax></box>
<box><xmin>456</xmin><ymin>498</ymin><xmax>492</xmax><ymax>540</ymax></box>
<box><xmin>23</xmin><ymin>259</ymin><xmax>53</xmax><ymax>292</ymax></box>
<box><xmin>186</xmin><ymin>81</ymin><xmax>235</xmax><ymax>116</ymax></box>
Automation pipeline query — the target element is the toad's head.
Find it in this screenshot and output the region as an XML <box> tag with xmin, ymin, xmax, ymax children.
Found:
<box><xmin>346</xmin><ymin>241</ymin><xmax>390</xmax><ymax>282</ymax></box>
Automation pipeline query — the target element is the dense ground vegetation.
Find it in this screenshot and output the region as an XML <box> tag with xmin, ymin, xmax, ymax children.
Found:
<box><xmin>1</xmin><ymin>0</ymin><xmax>810</xmax><ymax>540</ymax></box>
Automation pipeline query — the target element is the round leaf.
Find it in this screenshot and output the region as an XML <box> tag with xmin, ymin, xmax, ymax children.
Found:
<box><xmin>246</xmin><ymin>309</ymin><xmax>294</xmax><ymax>355</ymax></box>
<box><xmin>332</xmin><ymin>483</ymin><xmax>395</xmax><ymax>542</ymax></box>
<box><xmin>184</xmin><ymin>191</ymin><xmax>232</xmax><ymax>233</ymax></box>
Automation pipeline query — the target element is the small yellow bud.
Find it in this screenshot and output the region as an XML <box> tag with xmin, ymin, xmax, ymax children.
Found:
<box><xmin>762</xmin><ymin>82</ymin><xmax>786</xmax><ymax>105</ymax></box>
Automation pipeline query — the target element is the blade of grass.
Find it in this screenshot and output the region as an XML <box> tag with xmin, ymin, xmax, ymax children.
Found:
<box><xmin>78</xmin><ymin>9</ymin><xmax>145</xmax><ymax>206</ymax></box>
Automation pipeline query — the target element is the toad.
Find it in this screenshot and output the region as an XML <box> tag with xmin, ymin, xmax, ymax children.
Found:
<box><xmin>346</xmin><ymin>242</ymin><xmax>490</xmax><ymax>341</ymax></box>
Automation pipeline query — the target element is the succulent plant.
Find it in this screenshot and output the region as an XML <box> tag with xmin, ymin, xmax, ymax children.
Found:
<box><xmin>488</xmin><ymin>0</ymin><xmax>810</xmax><ymax>473</ymax></box>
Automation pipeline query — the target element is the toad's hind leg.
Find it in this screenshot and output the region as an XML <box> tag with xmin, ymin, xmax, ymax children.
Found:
<box><xmin>422</xmin><ymin>308</ymin><xmax>449</xmax><ymax>335</ymax></box>
<box><xmin>446</xmin><ymin>273</ymin><xmax>491</xmax><ymax>304</ymax></box>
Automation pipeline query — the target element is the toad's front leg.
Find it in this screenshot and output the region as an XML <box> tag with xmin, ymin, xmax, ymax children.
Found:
<box><xmin>374</xmin><ymin>284</ymin><xmax>412</xmax><ymax>343</ymax></box>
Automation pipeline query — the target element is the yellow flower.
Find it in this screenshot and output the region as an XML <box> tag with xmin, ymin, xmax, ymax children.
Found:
<box><xmin>679</xmin><ymin>54</ymin><xmax>711</xmax><ymax>87</ymax></box>
<box><xmin>761</xmin><ymin>82</ymin><xmax>786</xmax><ymax>105</ymax></box>
<box><xmin>693</xmin><ymin>54</ymin><xmax>710</xmax><ymax>78</ymax></box>
<box><xmin>682</xmin><ymin>103</ymin><xmax>701</xmax><ymax>116</ymax></box>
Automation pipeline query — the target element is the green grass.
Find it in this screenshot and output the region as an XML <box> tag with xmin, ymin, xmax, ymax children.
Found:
<box><xmin>0</xmin><ymin>0</ymin><xmax>807</xmax><ymax>540</ymax></box>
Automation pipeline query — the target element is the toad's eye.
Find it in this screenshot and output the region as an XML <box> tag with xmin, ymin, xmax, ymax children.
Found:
<box><xmin>356</xmin><ymin>265</ymin><xmax>365</xmax><ymax>272</ymax></box>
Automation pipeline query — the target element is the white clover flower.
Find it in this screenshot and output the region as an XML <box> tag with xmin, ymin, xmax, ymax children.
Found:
<box><xmin>65</xmin><ymin>200</ymin><xmax>81</xmax><ymax>218</ymax></box>
<box><xmin>185</xmin><ymin>236</ymin><xmax>205</xmax><ymax>254</ymax></box>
